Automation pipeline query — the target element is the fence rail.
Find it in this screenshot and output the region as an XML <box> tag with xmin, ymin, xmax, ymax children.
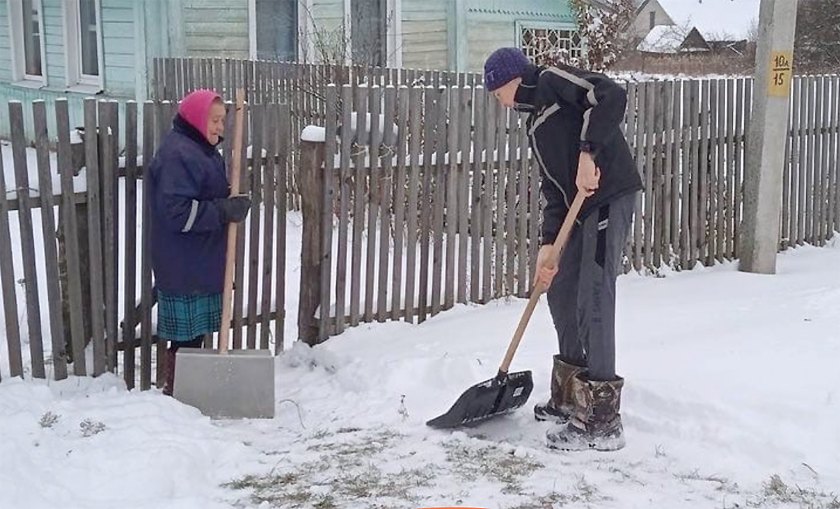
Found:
<box><xmin>0</xmin><ymin>98</ymin><xmax>291</xmax><ymax>387</ymax></box>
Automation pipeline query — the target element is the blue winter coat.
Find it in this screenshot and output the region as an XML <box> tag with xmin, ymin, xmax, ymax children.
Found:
<box><xmin>148</xmin><ymin>114</ymin><xmax>229</xmax><ymax>295</ymax></box>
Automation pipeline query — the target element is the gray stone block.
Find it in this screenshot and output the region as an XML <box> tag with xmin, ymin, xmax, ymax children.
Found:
<box><xmin>173</xmin><ymin>348</ymin><xmax>275</xmax><ymax>419</ymax></box>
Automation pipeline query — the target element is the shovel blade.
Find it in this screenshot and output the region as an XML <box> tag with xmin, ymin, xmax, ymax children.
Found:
<box><xmin>426</xmin><ymin>370</ymin><xmax>533</xmax><ymax>429</ymax></box>
<box><xmin>173</xmin><ymin>348</ymin><xmax>275</xmax><ymax>419</ymax></box>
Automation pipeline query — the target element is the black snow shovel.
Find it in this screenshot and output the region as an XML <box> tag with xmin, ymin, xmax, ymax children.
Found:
<box><xmin>426</xmin><ymin>191</ymin><xmax>586</xmax><ymax>429</ymax></box>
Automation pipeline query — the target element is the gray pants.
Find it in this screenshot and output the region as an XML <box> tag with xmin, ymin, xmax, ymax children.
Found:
<box><xmin>546</xmin><ymin>192</ymin><xmax>637</xmax><ymax>381</ymax></box>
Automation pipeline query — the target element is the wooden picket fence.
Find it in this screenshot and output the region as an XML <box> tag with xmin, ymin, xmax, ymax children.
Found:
<box><xmin>0</xmin><ymin>98</ymin><xmax>291</xmax><ymax>387</ymax></box>
<box><xmin>297</xmin><ymin>74</ymin><xmax>840</xmax><ymax>342</ymax></box>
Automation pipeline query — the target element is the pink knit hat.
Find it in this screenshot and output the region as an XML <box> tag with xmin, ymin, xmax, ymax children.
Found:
<box><xmin>179</xmin><ymin>89</ymin><xmax>222</xmax><ymax>141</ymax></box>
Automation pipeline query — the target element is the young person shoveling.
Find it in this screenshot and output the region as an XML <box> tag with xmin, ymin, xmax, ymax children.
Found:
<box><xmin>484</xmin><ymin>48</ymin><xmax>642</xmax><ymax>451</ymax></box>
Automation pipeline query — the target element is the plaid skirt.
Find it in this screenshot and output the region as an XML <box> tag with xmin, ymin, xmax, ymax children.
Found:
<box><xmin>156</xmin><ymin>290</ymin><xmax>222</xmax><ymax>342</ymax></box>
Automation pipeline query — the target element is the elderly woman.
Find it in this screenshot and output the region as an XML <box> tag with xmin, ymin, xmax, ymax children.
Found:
<box><xmin>148</xmin><ymin>89</ymin><xmax>251</xmax><ymax>395</ymax></box>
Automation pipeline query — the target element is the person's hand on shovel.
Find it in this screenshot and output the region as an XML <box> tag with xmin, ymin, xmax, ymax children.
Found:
<box><xmin>576</xmin><ymin>151</ymin><xmax>601</xmax><ymax>197</ymax></box>
<box><xmin>534</xmin><ymin>244</ymin><xmax>559</xmax><ymax>294</ymax></box>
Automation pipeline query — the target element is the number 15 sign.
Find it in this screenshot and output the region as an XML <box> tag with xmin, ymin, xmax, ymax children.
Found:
<box><xmin>769</xmin><ymin>51</ymin><xmax>793</xmax><ymax>98</ymax></box>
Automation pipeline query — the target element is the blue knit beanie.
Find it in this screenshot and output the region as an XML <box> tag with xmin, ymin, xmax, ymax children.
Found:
<box><xmin>483</xmin><ymin>47</ymin><xmax>530</xmax><ymax>91</ymax></box>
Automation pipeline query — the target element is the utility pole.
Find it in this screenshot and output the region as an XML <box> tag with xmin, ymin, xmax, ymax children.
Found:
<box><xmin>739</xmin><ymin>0</ymin><xmax>799</xmax><ymax>274</ymax></box>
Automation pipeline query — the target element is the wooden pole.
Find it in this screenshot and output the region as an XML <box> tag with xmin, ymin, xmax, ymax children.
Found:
<box><xmin>219</xmin><ymin>90</ymin><xmax>246</xmax><ymax>353</ymax></box>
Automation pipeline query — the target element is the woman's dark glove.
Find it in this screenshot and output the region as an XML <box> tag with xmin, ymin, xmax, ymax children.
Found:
<box><xmin>215</xmin><ymin>195</ymin><xmax>252</xmax><ymax>223</ymax></box>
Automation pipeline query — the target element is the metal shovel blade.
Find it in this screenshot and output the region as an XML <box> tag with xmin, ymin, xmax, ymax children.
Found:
<box><xmin>425</xmin><ymin>370</ymin><xmax>533</xmax><ymax>429</ymax></box>
<box><xmin>173</xmin><ymin>348</ymin><xmax>275</xmax><ymax>419</ymax></box>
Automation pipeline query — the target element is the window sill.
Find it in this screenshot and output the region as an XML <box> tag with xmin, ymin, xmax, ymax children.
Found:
<box><xmin>10</xmin><ymin>79</ymin><xmax>47</xmax><ymax>90</ymax></box>
<box><xmin>65</xmin><ymin>83</ymin><xmax>105</xmax><ymax>95</ymax></box>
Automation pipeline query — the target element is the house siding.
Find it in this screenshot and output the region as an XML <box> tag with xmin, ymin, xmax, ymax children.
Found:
<box><xmin>42</xmin><ymin>1</ymin><xmax>65</xmax><ymax>86</ymax></box>
<box><xmin>401</xmin><ymin>0</ymin><xmax>448</xmax><ymax>70</ymax></box>
<box><xmin>0</xmin><ymin>0</ymin><xmax>10</xmax><ymax>82</ymax></box>
<box><xmin>182</xmin><ymin>0</ymin><xmax>249</xmax><ymax>58</ymax></box>
<box><xmin>101</xmin><ymin>3</ymin><xmax>136</xmax><ymax>96</ymax></box>
<box><xmin>465</xmin><ymin>1</ymin><xmax>576</xmax><ymax>72</ymax></box>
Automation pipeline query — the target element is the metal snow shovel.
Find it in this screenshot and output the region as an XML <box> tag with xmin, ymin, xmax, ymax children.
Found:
<box><xmin>173</xmin><ymin>89</ymin><xmax>275</xmax><ymax>419</ymax></box>
<box><xmin>426</xmin><ymin>191</ymin><xmax>586</xmax><ymax>429</ymax></box>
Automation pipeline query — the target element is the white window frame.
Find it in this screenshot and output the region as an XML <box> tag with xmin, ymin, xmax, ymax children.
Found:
<box><xmin>385</xmin><ymin>0</ymin><xmax>401</xmax><ymax>68</ymax></box>
<box><xmin>8</xmin><ymin>0</ymin><xmax>48</xmax><ymax>85</ymax></box>
<box><xmin>248</xmin><ymin>0</ymin><xmax>306</xmax><ymax>62</ymax></box>
<box><xmin>63</xmin><ymin>0</ymin><xmax>105</xmax><ymax>90</ymax></box>
<box><xmin>343</xmin><ymin>0</ymin><xmax>401</xmax><ymax>67</ymax></box>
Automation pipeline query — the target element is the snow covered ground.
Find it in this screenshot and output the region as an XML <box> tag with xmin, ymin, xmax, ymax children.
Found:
<box><xmin>1</xmin><ymin>213</ymin><xmax>839</xmax><ymax>508</ymax></box>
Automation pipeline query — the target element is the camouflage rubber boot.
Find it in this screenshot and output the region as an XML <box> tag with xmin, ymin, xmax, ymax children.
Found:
<box><xmin>534</xmin><ymin>355</ymin><xmax>586</xmax><ymax>424</ymax></box>
<box><xmin>546</xmin><ymin>372</ymin><xmax>625</xmax><ymax>452</ymax></box>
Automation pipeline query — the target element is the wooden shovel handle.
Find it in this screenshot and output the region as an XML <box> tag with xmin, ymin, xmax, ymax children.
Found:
<box><xmin>219</xmin><ymin>89</ymin><xmax>246</xmax><ymax>353</ymax></box>
<box><xmin>498</xmin><ymin>191</ymin><xmax>586</xmax><ymax>376</ymax></box>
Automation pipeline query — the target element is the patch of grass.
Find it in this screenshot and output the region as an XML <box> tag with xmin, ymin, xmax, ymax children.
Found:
<box><xmin>746</xmin><ymin>474</ymin><xmax>840</xmax><ymax>509</ymax></box>
<box><xmin>225</xmin><ymin>428</ymin><xmax>434</xmax><ymax>508</ymax></box>
<box><xmin>675</xmin><ymin>469</ymin><xmax>738</xmax><ymax>494</ymax></box>
<box><xmin>306</xmin><ymin>429</ymin><xmax>402</xmax><ymax>464</ymax></box>
<box><xmin>39</xmin><ymin>411</ymin><xmax>59</xmax><ymax>428</ymax></box>
<box><xmin>506</xmin><ymin>477</ymin><xmax>605</xmax><ymax>509</ymax></box>
<box><xmin>334</xmin><ymin>464</ymin><xmax>437</xmax><ymax>501</ymax></box>
<box><xmin>79</xmin><ymin>419</ymin><xmax>106</xmax><ymax>437</ymax></box>
<box><xmin>443</xmin><ymin>441</ymin><xmax>544</xmax><ymax>494</ymax></box>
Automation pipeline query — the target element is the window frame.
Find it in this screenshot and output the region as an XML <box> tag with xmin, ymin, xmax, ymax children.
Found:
<box><xmin>516</xmin><ymin>21</ymin><xmax>583</xmax><ymax>65</ymax></box>
<box><xmin>62</xmin><ymin>0</ymin><xmax>105</xmax><ymax>90</ymax></box>
<box><xmin>8</xmin><ymin>0</ymin><xmax>48</xmax><ymax>85</ymax></box>
<box><xmin>248</xmin><ymin>0</ymin><xmax>305</xmax><ymax>62</ymax></box>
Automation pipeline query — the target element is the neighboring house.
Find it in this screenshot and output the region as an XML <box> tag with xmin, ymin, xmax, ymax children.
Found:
<box><xmin>628</xmin><ymin>0</ymin><xmax>674</xmax><ymax>42</ymax></box>
<box><xmin>0</xmin><ymin>0</ymin><xmax>581</xmax><ymax>139</ymax></box>
<box><xmin>629</xmin><ymin>0</ymin><xmax>755</xmax><ymax>56</ymax></box>
<box><xmin>678</xmin><ymin>27</ymin><xmax>750</xmax><ymax>57</ymax></box>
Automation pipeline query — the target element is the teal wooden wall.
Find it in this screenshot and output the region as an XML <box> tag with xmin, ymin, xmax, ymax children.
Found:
<box><xmin>182</xmin><ymin>0</ymin><xmax>249</xmax><ymax>58</ymax></box>
<box><xmin>465</xmin><ymin>0</ymin><xmax>576</xmax><ymax>72</ymax></box>
<box><xmin>0</xmin><ymin>1</ymin><xmax>11</xmax><ymax>83</ymax></box>
<box><xmin>402</xmin><ymin>0</ymin><xmax>450</xmax><ymax>70</ymax></box>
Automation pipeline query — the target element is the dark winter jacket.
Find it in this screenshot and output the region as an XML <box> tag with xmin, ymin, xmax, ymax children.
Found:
<box><xmin>148</xmin><ymin>114</ymin><xmax>229</xmax><ymax>295</ymax></box>
<box><xmin>515</xmin><ymin>64</ymin><xmax>643</xmax><ymax>244</ymax></box>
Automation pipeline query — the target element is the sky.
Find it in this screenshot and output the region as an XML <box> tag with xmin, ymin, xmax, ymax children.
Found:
<box><xmin>657</xmin><ymin>0</ymin><xmax>763</xmax><ymax>39</ymax></box>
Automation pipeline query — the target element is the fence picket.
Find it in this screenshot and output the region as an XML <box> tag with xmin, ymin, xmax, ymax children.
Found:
<box><xmin>391</xmin><ymin>87</ymin><xmax>409</xmax><ymax>320</ymax></box>
<box><xmin>405</xmin><ymin>86</ymin><xmax>422</xmax><ymax>324</ymax></box>
<box><xmin>350</xmin><ymin>86</ymin><xmax>368</xmax><ymax>327</ymax></box>
<box><xmin>444</xmin><ymin>87</ymin><xmax>459</xmax><ymax>311</ymax></box>
<box><xmin>32</xmin><ymin>101</ymin><xmax>68</xmax><ymax>381</ymax></box>
<box><xmin>246</xmin><ymin>105</ymin><xmax>264</xmax><ymax>349</ymax></box>
<box><xmin>0</xmin><ymin>146</ymin><xmax>19</xmax><ymax>376</ymax></box>
<box><xmin>55</xmin><ymin>99</ymin><xmax>86</xmax><ymax>377</ymax></box>
<box><xmin>83</xmin><ymin>99</ymin><xmax>107</xmax><ymax>376</ymax></box>
<box><xmin>123</xmin><ymin>102</ymin><xmax>138</xmax><ymax>387</ymax></box>
<box><xmin>431</xmin><ymin>87</ymin><xmax>447</xmax><ymax>316</ymax></box>
<box><xmin>457</xmin><ymin>87</ymin><xmax>471</xmax><ymax>304</ymax></box>
<box><xmin>9</xmin><ymin>102</ymin><xmax>45</xmax><ymax>379</ymax></box>
<box><xmin>418</xmin><ymin>87</ymin><xmax>435</xmax><ymax>322</ymax></box>
<box><xmin>366</xmin><ymin>86</ymin><xmax>382</xmax><ymax>323</ymax></box>
<box><xmin>379</xmin><ymin>86</ymin><xmax>397</xmax><ymax>321</ymax></box>
<box><xmin>482</xmin><ymin>96</ymin><xmax>497</xmax><ymax>304</ymax></box>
